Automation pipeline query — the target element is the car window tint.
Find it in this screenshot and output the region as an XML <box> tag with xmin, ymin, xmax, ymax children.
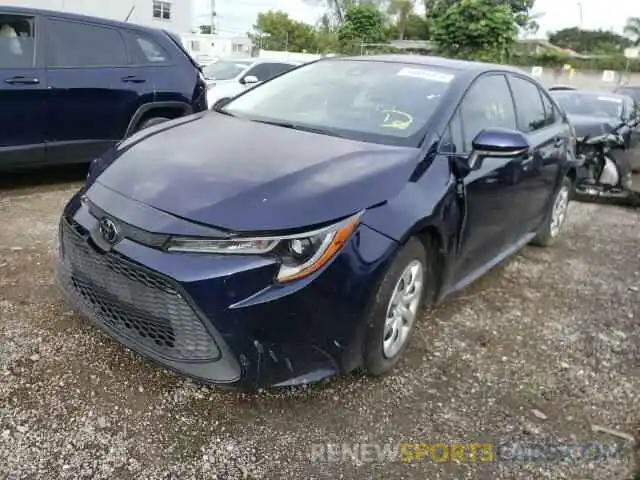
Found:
<box><xmin>130</xmin><ymin>34</ymin><xmax>169</xmax><ymax>63</ymax></box>
<box><xmin>509</xmin><ymin>76</ymin><xmax>547</xmax><ymax>133</ymax></box>
<box><xmin>245</xmin><ymin>63</ymin><xmax>273</xmax><ymax>81</ymax></box>
<box><xmin>540</xmin><ymin>91</ymin><xmax>557</xmax><ymax>126</ymax></box>
<box><xmin>459</xmin><ymin>74</ymin><xmax>516</xmax><ymax>152</ymax></box>
<box><xmin>0</xmin><ymin>14</ymin><xmax>35</xmax><ymax>69</ymax></box>
<box><xmin>269</xmin><ymin>63</ymin><xmax>295</xmax><ymax>77</ymax></box>
<box><xmin>47</xmin><ymin>19</ymin><xmax>127</xmax><ymax>67</ymax></box>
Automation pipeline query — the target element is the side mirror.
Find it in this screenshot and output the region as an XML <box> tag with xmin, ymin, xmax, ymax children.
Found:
<box><xmin>467</xmin><ymin>128</ymin><xmax>530</xmax><ymax>170</ymax></box>
<box><xmin>242</xmin><ymin>75</ymin><xmax>259</xmax><ymax>85</ymax></box>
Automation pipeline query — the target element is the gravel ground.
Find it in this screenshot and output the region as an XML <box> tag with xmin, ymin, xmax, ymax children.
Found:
<box><xmin>0</xmin><ymin>167</ymin><xmax>639</xmax><ymax>479</ymax></box>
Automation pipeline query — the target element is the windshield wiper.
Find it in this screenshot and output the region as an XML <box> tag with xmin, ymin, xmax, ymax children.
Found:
<box><xmin>250</xmin><ymin>119</ymin><xmax>344</xmax><ymax>138</ymax></box>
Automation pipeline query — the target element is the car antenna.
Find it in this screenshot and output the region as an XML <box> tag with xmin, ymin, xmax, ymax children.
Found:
<box><xmin>124</xmin><ymin>5</ymin><xmax>135</xmax><ymax>22</ymax></box>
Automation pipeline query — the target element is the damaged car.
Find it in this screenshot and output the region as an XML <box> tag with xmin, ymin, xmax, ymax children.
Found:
<box><xmin>56</xmin><ymin>56</ymin><xmax>577</xmax><ymax>389</ymax></box>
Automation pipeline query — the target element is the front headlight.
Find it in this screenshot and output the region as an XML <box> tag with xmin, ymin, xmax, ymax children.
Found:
<box><xmin>164</xmin><ymin>212</ymin><xmax>362</xmax><ymax>283</ymax></box>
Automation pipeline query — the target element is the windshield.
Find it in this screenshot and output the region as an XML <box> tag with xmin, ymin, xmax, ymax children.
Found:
<box><xmin>551</xmin><ymin>92</ymin><xmax>623</xmax><ymax>119</ymax></box>
<box><xmin>616</xmin><ymin>87</ymin><xmax>640</xmax><ymax>103</ymax></box>
<box><xmin>203</xmin><ymin>60</ymin><xmax>252</xmax><ymax>81</ymax></box>
<box><xmin>221</xmin><ymin>59</ymin><xmax>456</xmax><ymax>146</ymax></box>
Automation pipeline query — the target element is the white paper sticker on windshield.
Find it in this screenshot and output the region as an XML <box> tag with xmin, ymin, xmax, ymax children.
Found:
<box><xmin>597</xmin><ymin>96</ymin><xmax>622</xmax><ymax>103</ymax></box>
<box><xmin>397</xmin><ymin>67</ymin><xmax>454</xmax><ymax>83</ymax></box>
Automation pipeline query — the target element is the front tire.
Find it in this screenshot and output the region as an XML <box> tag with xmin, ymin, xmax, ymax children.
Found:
<box><xmin>531</xmin><ymin>176</ymin><xmax>572</xmax><ymax>247</ymax></box>
<box><xmin>363</xmin><ymin>238</ymin><xmax>429</xmax><ymax>376</ymax></box>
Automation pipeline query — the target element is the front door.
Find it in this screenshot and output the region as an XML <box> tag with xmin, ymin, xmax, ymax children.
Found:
<box><xmin>43</xmin><ymin>17</ymin><xmax>137</xmax><ymax>163</ymax></box>
<box><xmin>0</xmin><ymin>12</ymin><xmax>46</xmax><ymax>168</ymax></box>
<box><xmin>442</xmin><ymin>74</ymin><xmax>528</xmax><ymax>282</ymax></box>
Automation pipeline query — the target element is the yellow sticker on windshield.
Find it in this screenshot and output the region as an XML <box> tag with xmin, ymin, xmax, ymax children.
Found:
<box><xmin>380</xmin><ymin>110</ymin><xmax>413</xmax><ymax>130</ymax></box>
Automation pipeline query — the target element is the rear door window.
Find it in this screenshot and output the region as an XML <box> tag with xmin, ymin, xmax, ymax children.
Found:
<box><xmin>125</xmin><ymin>32</ymin><xmax>170</xmax><ymax>64</ymax></box>
<box><xmin>46</xmin><ymin>19</ymin><xmax>127</xmax><ymax>67</ymax></box>
<box><xmin>0</xmin><ymin>14</ymin><xmax>36</xmax><ymax>68</ymax></box>
<box><xmin>508</xmin><ymin>76</ymin><xmax>547</xmax><ymax>133</ymax></box>
<box><xmin>540</xmin><ymin>91</ymin><xmax>558</xmax><ymax>126</ymax></box>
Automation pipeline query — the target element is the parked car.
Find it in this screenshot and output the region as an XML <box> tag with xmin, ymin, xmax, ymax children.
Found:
<box><xmin>203</xmin><ymin>58</ymin><xmax>301</xmax><ymax>107</ymax></box>
<box><xmin>614</xmin><ymin>85</ymin><xmax>640</xmax><ymax>103</ymax></box>
<box><xmin>550</xmin><ymin>89</ymin><xmax>640</xmax><ymax>172</ymax></box>
<box><xmin>0</xmin><ymin>6</ymin><xmax>207</xmax><ymax>171</ymax></box>
<box><xmin>57</xmin><ymin>55</ymin><xmax>576</xmax><ymax>389</ymax></box>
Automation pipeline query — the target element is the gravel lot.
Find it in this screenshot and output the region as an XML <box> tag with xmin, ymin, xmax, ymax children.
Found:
<box><xmin>0</xmin><ymin>167</ymin><xmax>639</xmax><ymax>479</ymax></box>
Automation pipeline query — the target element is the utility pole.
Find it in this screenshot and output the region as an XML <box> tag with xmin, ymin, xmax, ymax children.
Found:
<box><xmin>210</xmin><ymin>0</ymin><xmax>217</xmax><ymax>35</ymax></box>
<box><xmin>284</xmin><ymin>32</ymin><xmax>289</xmax><ymax>51</ymax></box>
<box><xmin>577</xmin><ymin>1</ymin><xmax>583</xmax><ymax>29</ymax></box>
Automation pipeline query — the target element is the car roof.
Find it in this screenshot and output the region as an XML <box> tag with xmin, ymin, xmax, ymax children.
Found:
<box><xmin>325</xmin><ymin>54</ymin><xmax>526</xmax><ymax>75</ymax></box>
<box><xmin>0</xmin><ymin>5</ymin><xmax>160</xmax><ymax>32</ymax></box>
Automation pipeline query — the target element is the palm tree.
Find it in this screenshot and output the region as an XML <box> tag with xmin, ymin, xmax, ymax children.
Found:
<box><xmin>388</xmin><ymin>0</ymin><xmax>414</xmax><ymax>39</ymax></box>
<box><xmin>624</xmin><ymin>17</ymin><xmax>640</xmax><ymax>46</ymax></box>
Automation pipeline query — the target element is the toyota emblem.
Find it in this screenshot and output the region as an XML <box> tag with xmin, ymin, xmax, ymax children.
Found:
<box><xmin>98</xmin><ymin>217</ymin><xmax>120</xmax><ymax>245</ymax></box>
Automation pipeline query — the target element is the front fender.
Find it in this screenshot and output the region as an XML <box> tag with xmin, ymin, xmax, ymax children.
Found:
<box><xmin>361</xmin><ymin>158</ymin><xmax>458</xmax><ymax>255</ymax></box>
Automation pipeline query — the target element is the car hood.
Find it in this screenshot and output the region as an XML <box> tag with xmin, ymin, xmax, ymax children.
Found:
<box><xmin>93</xmin><ymin>113</ymin><xmax>419</xmax><ymax>232</ymax></box>
<box><xmin>568</xmin><ymin>114</ymin><xmax>620</xmax><ymax>137</ymax></box>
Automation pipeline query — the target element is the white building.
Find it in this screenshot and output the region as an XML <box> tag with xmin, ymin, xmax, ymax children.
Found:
<box><xmin>180</xmin><ymin>33</ymin><xmax>253</xmax><ymax>64</ymax></box>
<box><xmin>3</xmin><ymin>0</ymin><xmax>193</xmax><ymax>34</ymax></box>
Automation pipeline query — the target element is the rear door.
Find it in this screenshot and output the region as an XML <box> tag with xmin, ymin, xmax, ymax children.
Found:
<box><xmin>44</xmin><ymin>17</ymin><xmax>141</xmax><ymax>163</ymax></box>
<box><xmin>0</xmin><ymin>11</ymin><xmax>46</xmax><ymax>167</ymax></box>
<box><xmin>507</xmin><ymin>75</ymin><xmax>564</xmax><ymax>230</ymax></box>
<box><xmin>124</xmin><ymin>30</ymin><xmax>196</xmax><ymax>107</ymax></box>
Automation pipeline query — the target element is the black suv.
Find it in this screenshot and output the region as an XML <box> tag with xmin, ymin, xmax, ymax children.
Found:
<box><xmin>0</xmin><ymin>6</ymin><xmax>207</xmax><ymax>170</ymax></box>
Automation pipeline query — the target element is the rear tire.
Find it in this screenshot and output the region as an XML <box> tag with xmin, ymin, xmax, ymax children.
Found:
<box><xmin>531</xmin><ymin>176</ymin><xmax>572</xmax><ymax>247</ymax></box>
<box><xmin>135</xmin><ymin>116</ymin><xmax>170</xmax><ymax>132</ymax></box>
<box><xmin>362</xmin><ymin>238</ymin><xmax>430</xmax><ymax>376</ymax></box>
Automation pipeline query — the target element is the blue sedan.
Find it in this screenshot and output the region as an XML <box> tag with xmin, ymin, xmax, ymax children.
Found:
<box><xmin>56</xmin><ymin>55</ymin><xmax>576</xmax><ymax>389</ymax></box>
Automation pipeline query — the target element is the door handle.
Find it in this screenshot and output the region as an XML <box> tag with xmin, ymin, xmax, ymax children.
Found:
<box><xmin>121</xmin><ymin>75</ymin><xmax>146</xmax><ymax>83</ymax></box>
<box><xmin>4</xmin><ymin>76</ymin><xmax>39</xmax><ymax>85</ymax></box>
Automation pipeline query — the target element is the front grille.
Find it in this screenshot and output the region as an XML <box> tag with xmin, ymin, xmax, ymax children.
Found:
<box><xmin>57</xmin><ymin>220</ymin><xmax>220</xmax><ymax>362</ymax></box>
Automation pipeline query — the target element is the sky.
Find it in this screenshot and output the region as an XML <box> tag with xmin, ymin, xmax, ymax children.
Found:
<box><xmin>193</xmin><ymin>0</ymin><xmax>640</xmax><ymax>38</ymax></box>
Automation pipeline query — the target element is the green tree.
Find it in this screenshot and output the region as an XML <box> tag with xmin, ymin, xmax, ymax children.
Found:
<box><xmin>427</xmin><ymin>0</ymin><xmax>534</xmax><ymax>28</ymax></box>
<box><xmin>548</xmin><ymin>27</ymin><xmax>630</xmax><ymax>54</ymax></box>
<box><xmin>249</xmin><ymin>11</ymin><xmax>317</xmax><ymax>52</ymax></box>
<box><xmin>315</xmin><ymin>13</ymin><xmax>340</xmax><ymax>52</ymax></box>
<box><xmin>624</xmin><ymin>17</ymin><xmax>640</xmax><ymax>46</ymax></box>
<box><xmin>431</xmin><ymin>0</ymin><xmax>518</xmax><ymax>62</ymax></box>
<box><xmin>338</xmin><ymin>4</ymin><xmax>388</xmax><ymax>53</ymax></box>
<box><xmin>315</xmin><ymin>0</ymin><xmax>386</xmax><ymax>26</ymax></box>
<box><xmin>386</xmin><ymin>12</ymin><xmax>429</xmax><ymax>40</ymax></box>
<box><xmin>387</xmin><ymin>0</ymin><xmax>414</xmax><ymax>39</ymax></box>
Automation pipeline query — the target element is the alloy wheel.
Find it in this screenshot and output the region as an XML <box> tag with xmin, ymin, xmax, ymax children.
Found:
<box><xmin>382</xmin><ymin>259</ymin><xmax>424</xmax><ymax>358</ymax></box>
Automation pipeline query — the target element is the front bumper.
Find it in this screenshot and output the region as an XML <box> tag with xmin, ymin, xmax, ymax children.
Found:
<box><xmin>55</xmin><ymin>187</ymin><xmax>397</xmax><ymax>388</ymax></box>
